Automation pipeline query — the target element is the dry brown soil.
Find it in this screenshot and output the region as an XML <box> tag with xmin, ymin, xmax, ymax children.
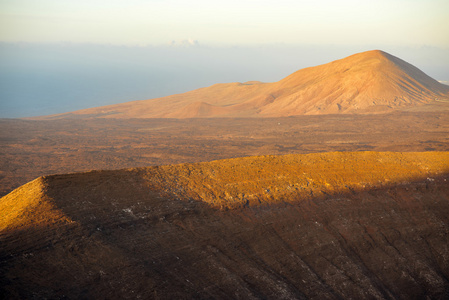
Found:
<box><xmin>1</xmin><ymin>109</ymin><xmax>449</xmax><ymax>197</ymax></box>
<box><xmin>1</xmin><ymin>151</ymin><xmax>449</xmax><ymax>299</ymax></box>
<box><xmin>1</xmin><ymin>107</ymin><xmax>449</xmax><ymax>299</ymax></box>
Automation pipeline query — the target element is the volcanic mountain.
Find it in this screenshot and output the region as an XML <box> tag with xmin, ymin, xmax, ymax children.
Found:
<box><xmin>48</xmin><ymin>50</ymin><xmax>449</xmax><ymax>119</ymax></box>
<box><xmin>2</xmin><ymin>151</ymin><xmax>449</xmax><ymax>298</ymax></box>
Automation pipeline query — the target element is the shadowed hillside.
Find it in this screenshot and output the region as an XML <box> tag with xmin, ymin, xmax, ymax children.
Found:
<box><xmin>2</xmin><ymin>151</ymin><xmax>449</xmax><ymax>299</ymax></box>
<box><xmin>41</xmin><ymin>50</ymin><xmax>449</xmax><ymax>119</ymax></box>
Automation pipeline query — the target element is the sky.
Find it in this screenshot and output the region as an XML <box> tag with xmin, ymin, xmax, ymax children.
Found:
<box><xmin>0</xmin><ymin>0</ymin><xmax>448</xmax><ymax>118</ymax></box>
<box><xmin>1</xmin><ymin>0</ymin><xmax>448</xmax><ymax>47</ymax></box>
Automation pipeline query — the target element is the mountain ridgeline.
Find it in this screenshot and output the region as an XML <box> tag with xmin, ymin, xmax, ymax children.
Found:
<box><xmin>2</xmin><ymin>151</ymin><xmax>449</xmax><ymax>298</ymax></box>
<box><xmin>44</xmin><ymin>50</ymin><xmax>449</xmax><ymax>119</ymax></box>
<box><xmin>3</xmin><ymin>49</ymin><xmax>449</xmax><ymax>299</ymax></box>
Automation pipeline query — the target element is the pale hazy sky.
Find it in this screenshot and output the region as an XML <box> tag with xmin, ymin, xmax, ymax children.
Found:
<box><xmin>1</xmin><ymin>0</ymin><xmax>448</xmax><ymax>46</ymax></box>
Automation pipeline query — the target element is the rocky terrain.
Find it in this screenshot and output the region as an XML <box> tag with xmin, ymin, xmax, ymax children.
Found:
<box><xmin>2</xmin><ymin>109</ymin><xmax>449</xmax><ymax>197</ymax></box>
<box><xmin>39</xmin><ymin>50</ymin><xmax>449</xmax><ymax>119</ymax></box>
<box><xmin>1</xmin><ymin>151</ymin><xmax>449</xmax><ymax>299</ymax></box>
<box><xmin>2</xmin><ymin>49</ymin><xmax>449</xmax><ymax>299</ymax></box>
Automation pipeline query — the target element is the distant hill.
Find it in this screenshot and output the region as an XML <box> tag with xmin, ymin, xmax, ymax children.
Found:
<box><xmin>42</xmin><ymin>50</ymin><xmax>449</xmax><ymax>119</ymax></box>
<box><xmin>2</xmin><ymin>151</ymin><xmax>449</xmax><ymax>298</ymax></box>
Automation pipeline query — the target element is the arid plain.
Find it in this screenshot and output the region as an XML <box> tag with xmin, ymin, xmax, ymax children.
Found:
<box><xmin>1</xmin><ymin>108</ymin><xmax>448</xmax><ymax>198</ymax></box>
<box><xmin>2</xmin><ymin>50</ymin><xmax>449</xmax><ymax>299</ymax></box>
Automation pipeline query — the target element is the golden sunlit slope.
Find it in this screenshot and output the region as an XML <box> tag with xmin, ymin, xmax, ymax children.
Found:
<box><xmin>2</xmin><ymin>151</ymin><xmax>448</xmax><ymax>227</ymax></box>
<box><xmin>44</xmin><ymin>50</ymin><xmax>449</xmax><ymax>119</ymax></box>
<box><xmin>0</xmin><ymin>178</ymin><xmax>73</xmax><ymax>232</ymax></box>
<box><xmin>261</xmin><ymin>50</ymin><xmax>449</xmax><ymax>115</ymax></box>
<box><xmin>140</xmin><ymin>151</ymin><xmax>449</xmax><ymax>208</ymax></box>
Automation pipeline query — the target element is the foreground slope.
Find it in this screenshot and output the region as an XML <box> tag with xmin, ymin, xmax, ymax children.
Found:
<box><xmin>44</xmin><ymin>50</ymin><xmax>449</xmax><ymax>119</ymax></box>
<box><xmin>2</xmin><ymin>151</ymin><xmax>449</xmax><ymax>299</ymax></box>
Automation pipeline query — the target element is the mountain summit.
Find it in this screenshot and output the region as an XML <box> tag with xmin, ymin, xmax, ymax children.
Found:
<box><xmin>50</xmin><ymin>50</ymin><xmax>449</xmax><ymax>118</ymax></box>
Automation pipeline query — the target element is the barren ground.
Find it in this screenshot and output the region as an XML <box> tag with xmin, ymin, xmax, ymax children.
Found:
<box><xmin>1</xmin><ymin>106</ymin><xmax>449</xmax><ymax>299</ymax></box>
<box><xmin>1</xmin><ymin>152</ymin><xmax>449</xmax><ymax>299</ymax></box>
<box><xmin>1</xmin><ymin>109</ymin><xmax>448</xmax><ymax>197</ymax></box>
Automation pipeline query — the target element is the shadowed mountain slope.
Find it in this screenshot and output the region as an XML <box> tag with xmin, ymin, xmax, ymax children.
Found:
<box><xmin>44</xmin><ymin>50</ymin><xmax>449</xmax><ymax>119</ymax></box>
<box><xmin>2</xmin><ymin>151</ymin><xmax>449</xmax><ymax>298</ymax></box>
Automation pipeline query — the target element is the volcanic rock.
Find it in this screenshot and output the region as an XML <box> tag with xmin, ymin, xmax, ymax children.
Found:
<box><xmin>2</xmin><ymin>151</ymin><xmax>449</xmax><ymax>299</ymax></box>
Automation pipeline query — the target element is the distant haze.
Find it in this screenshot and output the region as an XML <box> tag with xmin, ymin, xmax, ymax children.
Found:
<box><xmin>1</xmin><ymin>43</ymin><xmax>448</xmax><ymax>118</ymax></box>
<box><xmin>1</xmin><ymin>1</ymin><xmax>448</xmax><ymax>47</ymax></box>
